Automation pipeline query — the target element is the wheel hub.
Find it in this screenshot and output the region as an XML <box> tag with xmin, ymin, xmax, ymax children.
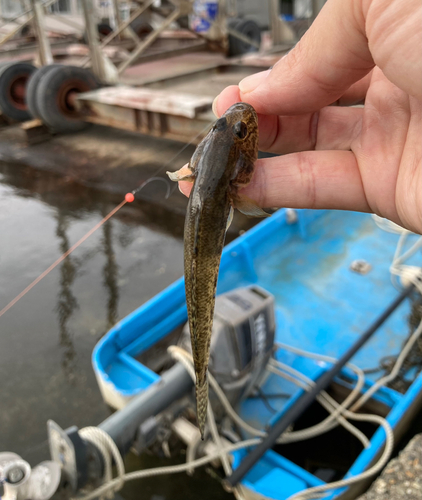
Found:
<box><xmin>56</xmin><ymin>80</ymin><xmax>90</xmax><ymax>118</ymax></box>
<box><xmin>8</xmin><ymin>74</ymin><xmax>28</xmax><ymax>110</ymax></box>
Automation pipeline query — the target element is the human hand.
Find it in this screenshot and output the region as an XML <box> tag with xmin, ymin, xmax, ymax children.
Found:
<box><xmin>180</xmin><ymin>0</ymin><xmax>422</xmax><ymax>233</ymax></box>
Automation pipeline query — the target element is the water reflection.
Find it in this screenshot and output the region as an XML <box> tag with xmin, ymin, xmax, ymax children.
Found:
<box><xmin>55</xmin><ymin>211</ymin><xmax>78</xmax><ymax>382</ymax></box>
<box><xmin>102</xmin><ymin>217</ymin><xmax>119</xmax><ymax>329</ymax></box>
<box><xmin>0</xmin><ymin>161</ymin><xmax>235</xmax><ymax>500</ymax></box>
<box><xmin>0</xmin><ymin>161</ymin><xmax>185</xmax><ymax>467</ymax></box>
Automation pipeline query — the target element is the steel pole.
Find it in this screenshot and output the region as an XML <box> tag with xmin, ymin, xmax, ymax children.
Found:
<box><xmin>80</xmin><ymin>0</ymin><xmax>108</xmax><ymax>83</ymax></box>
<box><xmin>99</xmin><ymin>362</ymin><xmax>193</xmax><ymax>453</ymax></box>
<box><xmin>31</xmin><ymin>0</ymin><xmax>53</xmax><ymax>65</ymax></box>
<box><xmin>117</xmin><ymin>7</ymin><xmax>181</xmax><ymax>74</ymax></box>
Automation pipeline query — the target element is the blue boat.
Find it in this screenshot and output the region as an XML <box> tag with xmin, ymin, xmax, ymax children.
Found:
<box><xmin>93</xmin><ymin>208</ymin><xmax>422</xmax><ymax>500</ymax></box>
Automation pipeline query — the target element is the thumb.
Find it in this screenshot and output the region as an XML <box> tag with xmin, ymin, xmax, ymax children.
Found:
<box><xmin>238</xmin><ymin>0</ymin><xmax>374</xmax><ymax>115</ymax></box>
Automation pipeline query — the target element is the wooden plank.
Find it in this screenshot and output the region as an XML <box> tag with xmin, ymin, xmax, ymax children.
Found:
<box><xmin>77</xmin><ymin>86</ymin><xmax>213</xmax><ymax>119</ymax></box>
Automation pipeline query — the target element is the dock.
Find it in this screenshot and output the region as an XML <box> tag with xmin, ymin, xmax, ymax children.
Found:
<box><xmin>358</xmin><ymin>433</ymin><xmax>422</xmax><ymax>500</ymax></box>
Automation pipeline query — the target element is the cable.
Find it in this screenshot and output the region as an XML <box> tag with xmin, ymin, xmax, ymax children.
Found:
<box><xmin>268</xmin><ymin>351</ymin><xmax>394</xmax><ymax>500</ymax></box>
<box><xmin>266</xmin><ymin>362</ymin><xmax>370</xmax><ymax>449</ymax></box>
<box><xmin>76</xmin><ymin>427</ymin><xmax>125</xmax><ymax>500</ymax></box>
<box><xmin>351</xmin><ymin>317</ymin><xmax>422</xmax><ymax>412</ymax></box>
<box><xmin>0</xmin><ymin>199</ymin><xmax>127</xmax><ymax>319</ymax></box>
<box><xmin>170</xmin><ymin>346</ymin><xmax>392</xmax><ymax>500</ymax></box>
<box><xmin>73</xmin><ymin>438</ymin><xmax>262</xmax><ymax>500</ymax></box>
<box><xmin>167</xmin><ymin>346</ymin><xmax>246</xmax><ymax>500</ymax></box>
<box><xmin>77</xmin><ymin>215</ymin><xmax>420</xmax><ymax>500</ymax></box>
<box><xmin>286</xmin><ymin>412</ymin><xmax>393</xmax><ymax>500</ymax></box>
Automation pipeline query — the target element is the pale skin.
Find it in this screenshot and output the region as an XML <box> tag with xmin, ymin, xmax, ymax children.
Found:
<box><xmin>180</xmin><ymin>0</ymin><xmax>422</xmax><ymax>234</ymax></box>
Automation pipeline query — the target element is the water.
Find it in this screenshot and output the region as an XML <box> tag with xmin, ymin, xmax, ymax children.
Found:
<box><xmin>0</xmin><ymin>161</ymin><xmax>232</xmax><ymax>499</ymax></box>
<box><xmin>4</xmin><ymin>160</ymin><xmax>421</xmax><ymax>500</ymax></box>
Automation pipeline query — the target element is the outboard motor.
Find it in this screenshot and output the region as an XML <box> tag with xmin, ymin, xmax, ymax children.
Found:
<box><xmin>179</xmin><ymin>285</ymin><xmax>276</xmax><ymax>406</ymax></box>
<box><xmin>0</xmin><ymin>286</ymin><xmax>276</xmax><ymax>500</ymax></box>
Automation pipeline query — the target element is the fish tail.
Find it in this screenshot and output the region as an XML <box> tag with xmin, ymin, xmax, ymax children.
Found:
<box><xmin>196</xmin><ymin>374</ymin><xmax>208</xmax><ymax>440</ymax></box>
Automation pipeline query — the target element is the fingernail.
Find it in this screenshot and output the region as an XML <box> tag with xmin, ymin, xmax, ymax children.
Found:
<box><xmin>239</xmin><ymin>69</ymin><xmax>271</xmax><ymax>94</ymax></box>
<box><xmin>212</xmin><ymin>95</ymin><xmax>220</xmax><ymax>117</ymax></box>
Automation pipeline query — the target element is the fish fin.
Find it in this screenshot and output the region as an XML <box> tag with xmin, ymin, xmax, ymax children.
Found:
<box><xmin>167</xmin><ymin>128</ymin><xmax>212</xmax><ymax>183</ymax></box>
<box><xmin>226</xmin><ymin>206</ymin><xmax>234</xmax><ymax>232</ymax></box>
<box><xmin>234</xmin><ymin>195</ymin><xmax>271</xmax><ymax>218</ymax></box>
<box><xmin>196</xmin><ymin>374</ymin><xmax>208</xmax><ymax>440</ymax></box>
<box><xmin>166</xmin><ymin>163</ymin><xmax>195</xmax><ymax>182</ymax></box>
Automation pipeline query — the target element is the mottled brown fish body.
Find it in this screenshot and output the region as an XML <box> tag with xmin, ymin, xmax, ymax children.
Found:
<box><xmin>184</xmin><ymin>136</ymin><xmax>233</xmax><ymax>439</ymax></box>
<box><xmin>168</xmin><ymin>103</ymin><xmax>260</xmax><ymax>439</ymax></box>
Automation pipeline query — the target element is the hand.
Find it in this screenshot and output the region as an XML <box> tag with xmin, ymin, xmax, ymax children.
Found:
<box><xmin>180</xmin><ymin>0</ymin><xmax>422</xmax><ymax>233</ymax></box>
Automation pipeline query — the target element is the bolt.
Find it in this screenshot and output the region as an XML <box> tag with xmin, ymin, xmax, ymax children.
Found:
<box><xmin>350</xmin><ymin>259</ymin><xmax>372</xmax><ymax>275</ymax></box>
<box><xmin>6</xmin><ymin>466</ymin><xmax>24</xmax><ymax>484</ymax></box>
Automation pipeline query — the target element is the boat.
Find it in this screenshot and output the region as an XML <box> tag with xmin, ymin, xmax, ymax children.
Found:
<box><xmin>92</xmin><ymin>208</ymin><xmax>422</xmax><ymax>500</ymax></box>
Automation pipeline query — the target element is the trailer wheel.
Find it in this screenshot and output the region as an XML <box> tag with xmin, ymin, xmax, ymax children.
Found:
<box><xmin>130</xmin><ymin>18</ymin><xmax>153</xmax><ymax>39</ymax></box>
<box><xmin>36</xmin><ymin>65</ymin><xmax>99</xmax><ymax>133</ymax></box>
<box><xmin>26</xmin><ymin>64</ymin><xmax>62</xmax><ymax>119</ymax></box>
<box><xmin>228</xmin><ymin>19</ymin><xmax>261</xmax><ymax>57</ymax></box>
<box><xmin>97</xmin><ymin>23</ymin><xmax>113</xmax><ymax>38</ymax></box>
<box><xmin>0</xmin><ymin>62</ymin><xmax>36</xmax><ymax>121</ymax></box>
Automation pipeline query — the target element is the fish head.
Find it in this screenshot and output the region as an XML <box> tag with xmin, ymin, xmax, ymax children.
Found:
<box><xmin>216</xmin><ymin>103</ymin><xmax>259</xmax><ymax>191</ymax></box>
<box><xmin>217</xmin><ymin>102</ymin><xmax>258</xmax><ymax>160</ymax></box>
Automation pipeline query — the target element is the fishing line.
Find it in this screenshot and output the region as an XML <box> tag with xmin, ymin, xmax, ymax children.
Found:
<box><xmin>0</xmin><ymin>121</ymin><xmax>213</xmax><ymax>320</ymax></box>
<box><xmin>130</xmin><ymin>121</ymin><xmax>212</xmax><ymax>198</ymax></box>
<box><xmin>0</xmin><ymin>200</ymin><xmax>126</xmax><ymax>319</ymax></box>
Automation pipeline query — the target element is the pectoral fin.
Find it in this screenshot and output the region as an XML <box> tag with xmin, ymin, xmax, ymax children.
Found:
<box><xmin>226</xmin><ymin>206</ymin><xmax>234</xmax><ymax>232</ymax></box>
<box><xmin>166</xmin><ymin>163</ymin><xmax>195</xmax><ymax>182</ymax></box>
<box><xmin>234</xmin><ymin>195</ymin><xmax>271</xmax><ymax>218</ymax></box>
<box><xmin>167</xmin><ymin>130</ymin><xmax>211</xmax><ymax>183</ymax></box>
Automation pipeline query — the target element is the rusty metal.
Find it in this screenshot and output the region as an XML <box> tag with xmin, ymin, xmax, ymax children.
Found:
<box><xmin>117</xmin><ymin>7</ymin><xmax>182</xmax><ymax>75</ymax></box>
<box><xmin>0</xmin><ymin>0</ymin><xmax>57</xmax><ymax>48</ymax></box>
<box><xmin>7</xmin><ymin>74</ymin><xmax>28</xmax><ymax>110</ymax></box>
<box><xmin>77</xmin><ymin>86</ymin><xmax>213</xmax><ymax>118</ymax></box>
<box><xmin>77</xmin><ymin>93</ymin><xmax>213</xmax><ymax>145</ymax></box>
<box><xmin>75</xmin><ymin>60</ymin><xmax>288</xmax><ymax>144</ymax></box>
<box><xmin>80</xmin><ymin>0</ymin><xmax>158</xmax><ymax>69</ymax></box>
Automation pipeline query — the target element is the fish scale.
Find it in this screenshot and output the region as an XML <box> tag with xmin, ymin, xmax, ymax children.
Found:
<box><xmin>167</xmin><ymin>102</ymin><xmax>268</xmax><ymax>438</ymax></box>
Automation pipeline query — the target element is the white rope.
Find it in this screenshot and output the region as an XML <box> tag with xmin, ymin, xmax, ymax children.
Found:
<box><xmin>286</xmin><ymin>412</ymin><xmax>394</xmax><ymax>500</ymax></box>
<box><xmin>267</xmin><ymin>353</ymin><xmax>394</xmax><ymax>500</ymax></box>
<box><xmin>74</xmin><ymin>215</ymin><xmax>421</xmax><ymax>500</ymax></box>
<box><xmin>73</xmin><ymin>438</ymin><xmax>262</xmax><ymax>500</ymax></box>
<box><xmin>266</xmin><ymin>363</ymin><xmax>370</xmax><ymax>448</ymax></box>
<box><xmin>169</xmin><ymin>347</ymin><xmax>246</xmax><ymax>500</ymax></box>
<box><xmin>75</xmin><ymin>427</ymin><xmax>125</xmax><ymax>500</ymax></box>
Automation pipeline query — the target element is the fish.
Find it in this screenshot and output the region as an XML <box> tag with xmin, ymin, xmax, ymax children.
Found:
<box><xmin>167</xmin><ymin>102</ymin><xmax>269</xmax><ymax>439</ymax></box>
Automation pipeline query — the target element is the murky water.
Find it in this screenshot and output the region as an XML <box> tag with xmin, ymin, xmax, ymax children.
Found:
<box><xmin>0</xmin><ymin>162</ymin><xmax>232</xmax><ymax>499</ymax></box>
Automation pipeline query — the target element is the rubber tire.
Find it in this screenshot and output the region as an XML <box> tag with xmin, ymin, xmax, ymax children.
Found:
<box><xmin>0</xmin><ymin>62</ymin><xmax>36</xmax><ymax>121</ymax></box>
<box><xmin>97</xmin><ymin>23</ymin><xmax>113</xmax><ymax>37</ymax></box>
<box><xmin>130</xmin><ymin>17</ymin><xmax>153</xmax><ymax>39</ymax></box>
<box><xmin>26</xmin><ymin>64</ymin><xmax>62</xmax><ymax>119</ymax></box>
<box><xmin>36</xmin><ymin>65</ymin><xmax>99</xmax><ymax>133</ymax></box>
<box><xmin>228</xmin><ymin>18</ymin><xmax>261</xmax><ymax>57</ymax></box>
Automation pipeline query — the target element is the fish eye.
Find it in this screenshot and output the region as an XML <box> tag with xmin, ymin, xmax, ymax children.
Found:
<box><xmin>233</xmin><ymin>121</ymin><xmax>248</xmax><ymax>139</ymax></box>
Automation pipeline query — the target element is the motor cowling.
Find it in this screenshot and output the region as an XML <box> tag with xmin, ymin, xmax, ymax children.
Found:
<box><xmin>179</xmin><ymin>285</ymin><xmax>276</xmax><ymax>407</ymax></box>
